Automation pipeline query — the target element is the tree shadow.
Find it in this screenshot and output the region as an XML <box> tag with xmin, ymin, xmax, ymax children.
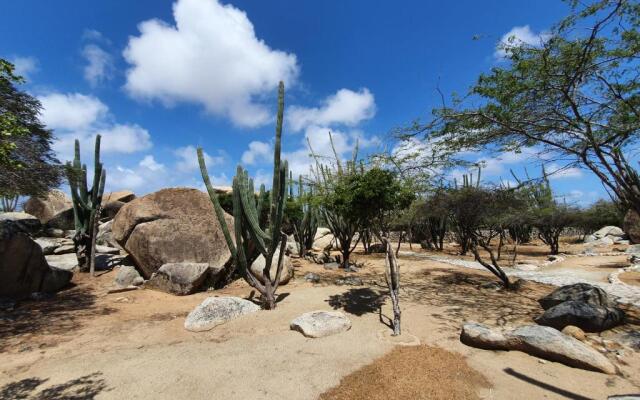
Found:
<box><xmin>0</xmin><ymin>286</ymin><xmax>117</xmax><ymax>353</ymax></box>
<box><xmin>503</xmin><ymin>368</ymin><xmax>594</xmax><ymax>400</ymax></box>
<box><xmin>0</xmin><ymin>372</ymin><xmax>108</xmax><ymax>400</ymax></box>
<box><xmin>326</xmin><ymin>287</ymin><xmax>386</xmax><ymax>316</ymax></box>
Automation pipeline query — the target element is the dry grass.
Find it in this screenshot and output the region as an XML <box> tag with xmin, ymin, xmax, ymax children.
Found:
<box><xmin>319</xmin><ymin>345</ymin><xmax>490</xmax><ymax>400</ymax></box>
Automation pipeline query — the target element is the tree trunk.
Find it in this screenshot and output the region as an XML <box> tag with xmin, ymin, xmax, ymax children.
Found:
<box><xmin>383</xmin><ymin>237</ymin><xmax>401</xmax><ymax>336</ymax></box>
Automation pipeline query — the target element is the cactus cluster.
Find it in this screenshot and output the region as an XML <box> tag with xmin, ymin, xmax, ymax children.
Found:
<box><xmin>288</xmin><ymin>174</ymin><xmax>318</xmax><ymax>257</ymax></box>
<box><xmin>66</xmin><ymin>135</ymin><xmax>105</xmax><ymax>274</ymax></box>
<box><xmin>198</xmin><ymin>82</ymin><xmax>288</xmax><ymax>310</ymax></box>
<box><xmin>454</xmin><ymin>165</ymin><xmax>482</xmax><ymax>189</ymax></box>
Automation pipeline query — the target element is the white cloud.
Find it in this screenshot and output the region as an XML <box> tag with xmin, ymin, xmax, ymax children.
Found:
<box><xmin>38</xmin><ymin>93</ymin><xmax>108</xmax><ymax>131</ymax></box>
<box><xmin>39</xmin><ymin>92</ymin><xmax>153</xmax><ymax>161</ymax></box>
<box><xmin>96</xmin><ymin>124</ymin><xmax>152</xmax><ymax>153</ymax></box>
<box><xmin>546</xmin><ymin>163</ymin><xmax>583</xmax><ymax>180</ymax></box>
<box><xmin>82</xmin><ymin>43</ymin><xmax>114</xmax><ymax>86</ymax></box>
<box><xmin>123</xmin><ymin>0</ymin><xmax>299</xmax><ymax>127</ymax></box>
<box><xmin>174</xmin><ymin>145</ymin><xmax>224</xmax><ymax>173</ymax></box>
<box><xmin>495</xmin><ymin>25</ymin><xmax>551</xmax><ymax>59</ymax></box>
<box><xmin>11</xmin><ymin>56</ymin><xmax>38</xmax><ymax>79</ymax></box>
<box><xmin>139</xmin><ymin>155</ymin><xmax>165</xmax><ymax>171</ymax></box>
<box><xmin>242</xmin><ymin>141</ymin><xmax>272</xmax><ymax>165</ymax></box>
<box><xmin>287</xmin><ymin>88</ymin><xmax>376</xmax><ymax>132</ymax></box>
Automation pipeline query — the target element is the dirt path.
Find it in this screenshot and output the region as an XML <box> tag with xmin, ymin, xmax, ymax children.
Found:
<box><xmin>1</xmin><ymin>254</ymin><xmax>639</xmax><ymax>399</ymax></box>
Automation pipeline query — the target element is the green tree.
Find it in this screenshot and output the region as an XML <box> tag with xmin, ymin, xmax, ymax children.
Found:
<box><xmin>0</xmin><ymin>58</ymin><xmax>62</xmax><ymax>207</ymax></box>
<box><xmin>401</xmin><ymin>0</ymin><xmax>640</xmax><ymax>214</ymax></box>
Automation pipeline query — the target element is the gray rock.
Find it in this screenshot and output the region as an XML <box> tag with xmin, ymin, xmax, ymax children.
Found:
<box><xmin>290</xmin><ymin>310</ymin><xmax>352</xmax><ymax>338</ymax></box>
<box><xmin>460</xmin><ymin>323</ymin><xmax>616</xmax><ymax>374</ymax></box>
<box><xmin>44</xmin><ymin>228</ymin><xmax>65</xmax><ymax>238</ymax></box>
<box><xmin>53</xmin><ymin>244</ymin><xmax>75</xmax><ymax>255</ymax></box>
<box><xmin>608</xmin><ymin>395</ymin><xmax>640</xmax><ymax>400</ymax></box>
<box><xmin>304</xmin><ymin>272</ymin><xmax>321</xmax><ymax>283</ymax></box>
<box><xmin>0</xmin><ymin>220</ymin><xmax>72</xmax><ymax>299</ymax></box>
<box><xmin>146</xmin><ymin>262</ymin><xmax>211</xmax><ymax>295</ymax></box>
<box><xmin>594</xmin><ymin>226</ymin><xmax>625</xmax><ymax>238</ymax></box>
<box><xmin>615</xmin><ymin>239</ymin><xmax>630</xmax><ymax>245</ymax></box>
<box><xmin>335</xmin><ymin>276</ymin><xmax>363</xmax><ymax>286</ymax></box>
<box><xmin>313</xmin><ymin>228</ymin><xmax>337</xmax><ymax>250</ymax></box>
<box><xmin>45</xmin><ymin>253</ymin><xmax>78</xmax><ymax>271</ymax></box>
<box><xmin>250</xmin><ymin>249</ymin><xmax>294</xmax><ymax>285</ymax></box>
<box><xmin>584</xmin><ymin>235</ymin><xmax>597</xmax><ymax>244</ymax></box>
<box><xmin>626</xmin><ymin>244</ymin><xmax>640</xmax><ymax>255</ymax></box>
<box><xmin>97</xmin><ymin>220</ymin><xmax>121</xmax><ymax>249</ymax></box>
<box><xmin>536</xmin><ymin>301</ymin><xmax>625</xmax><ymax>332</ymax></box>
<box><xmin>323</xmin><ymin>262</ymin><xmax>339</xmax><ymax>270</ymax></box>
<box><xmin>539</xmin><ymin>283</ymin><xmax>615</xmax><ymax>310</ymax></box>
<box><xmin>115</xmin><ymin>265</ymin><xmax>144</xmax><ymax>287</ymax></box>
<box><xmin>95</xmin><ymin>245</ymin><xmax>120</xmax><ymax>255</ymax></box>
<box><xmin>184</xmin><ymin>296</ymin><xmax>260</xmax><ymax>332</ymax></box>
<box><xmin>35</xmin><ymin>238</ymin><xmax>61</xmax><ymax>255</ymax></box>
<box><xmin>594</xmin><ymin>236</ymin><xmax>615</xmax><ymax>246</ymax></box>
<box><xmin>0</xmin><ymin>212</ymin><xmax>41</xmax><ymax>235</ymax></box>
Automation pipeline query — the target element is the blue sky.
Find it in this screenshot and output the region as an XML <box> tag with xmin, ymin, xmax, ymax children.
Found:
<box><xmin>1</xmin><ymin>0</ymin><xmax>605</xmax><ymax>204</ymax></box>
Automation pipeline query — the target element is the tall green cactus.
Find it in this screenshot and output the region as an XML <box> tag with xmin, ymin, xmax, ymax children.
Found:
<box><xmin>291</xmin><ymin>175</ymin><xmax>318</xmax><ymax>257</ymax></box>
<box><xmin>66</xmin><ymin>135</ymin><xmax>106</xmax><ymax>274</ymax></box>
<box><xmin>198</xmin><ymin>82</ymin><xmax>288</xmax><ymax>310</ymax></box>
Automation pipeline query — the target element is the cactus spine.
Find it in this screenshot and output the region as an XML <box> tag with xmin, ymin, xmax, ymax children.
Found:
<box><xmin>198</xmin><ymin>82</ymin><xmax>288</xmax><ymax>310</ymax></box>
<box><xmin>66</xmin><ymin>135</ymin><xmax>106</xmax><ymax>275</ymax></box>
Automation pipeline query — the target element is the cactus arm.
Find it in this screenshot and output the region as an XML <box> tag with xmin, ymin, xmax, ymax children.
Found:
<box><xmin>197</xmin><ymin>147</ymin><xmax>238</xmax><ymax>259</ymax></box>
<box><xmin>271</xmin><ymin>233</ymin><xmax>287</xmax><ymax>293</ymax></box>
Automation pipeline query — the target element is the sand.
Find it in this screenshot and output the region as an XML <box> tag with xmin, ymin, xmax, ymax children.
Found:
<box><xmin>1</xmin><ymin>245</ymin><xmax>639</xmax><ymax>399</ymax></box>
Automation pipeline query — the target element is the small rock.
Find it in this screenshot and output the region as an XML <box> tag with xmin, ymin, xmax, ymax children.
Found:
<box><xmin>304</xmin><ymin>272</ymin><xmax>321</xmax><ymax>283</ymax></box>
<box><xmin>335</xmin><ymin>276</ymin><xmax>363</xmax><ymax>286</ymax></box>
<box><xmin>95</xmin><ymin>245</ymin><xmax>120</xmax><ymax>255</ymax></box>
<box><xmin>115</xmin><ymin>265</ymin><xmax>144</xmax><ymax>287</ymax></box>
<box><xmin>53</xmin><ymin>244</ymin><xmax>75</xmax><ymax>255</ymax></box>
<box><xmin>562</xmin><ymin>325</ymin><xmax>586</xmax><ymax>341</ymax></box>
<box><xmin>290</xmin><ymin>310</ymin><xmax>352</xmax><ymax>338</ymax></box>
<box><xmin>184</xmin><ymin>296</ymin><xmax>260</xmax><ymax>332</ymax></box>
<box><xmin>146</xmin><ymin>263</ymin><xmax>211</xmax><ymax>295</ymax></box>
<box><xmin>323</xmin><ymin>262</ymin><xmax>339</xmax><ymax>270</ymax></box>
<box><xmin>44</xmin><ymin>228</ymin><xmax>65</xmax><ymax>238</ymax></box>
<box><xmin>35</xmin><ymin>238</ymin><xmax>61</xmax><ymax>255</ymax></box>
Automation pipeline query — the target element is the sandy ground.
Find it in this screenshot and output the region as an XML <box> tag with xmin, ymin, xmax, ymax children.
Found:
<box><xmin>1</xmin><ymin>244</ymin><xmax>640</xmax><ymax>400</ymax></box>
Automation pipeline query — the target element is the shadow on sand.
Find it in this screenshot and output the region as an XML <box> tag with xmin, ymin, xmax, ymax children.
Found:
<box><xmin>0</xmin><ymin>372</ymin><xmax>108</xmax><ymax>400</ymax></box>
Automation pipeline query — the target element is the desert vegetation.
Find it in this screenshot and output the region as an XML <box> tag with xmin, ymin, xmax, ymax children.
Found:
<box><xmin>1</xmin><ymin>0</ymin><xmax>640</xmax><ymax>399</ymax></box>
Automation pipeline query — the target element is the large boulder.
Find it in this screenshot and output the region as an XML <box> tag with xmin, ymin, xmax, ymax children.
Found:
<box><xmin>313</xmin><ymin>228</ymin><xmax>337</xmax><ymax>250</ymax></box>
<box><xmin>111</xmin><ymin>188</ymin><xmax>233</xmax><ymax>279</ymax></box>
<box><xmin>535</xmin><ymin>301</ymin><xmax>625</xmax><ymax>332</ymax></box>
<box><xmin>0</xmin><ymin>220</ymin><xmax>72</xmax><ymax>299</ymax></box>
<box><xmin>101</xmin><ymin>190</ymin><xmax>136</xmax><ymax>221</ymax></box>
<box><xmin>145</xmin><ymin>262</ymin><xmax>216</xmax><ymax>295</ymax></box>
<box><xmin>290</xmin><ymin>311</ymin><xmax>352</xmax><ymax>338</ymax></box>
<box><xmin>0</xmin><ymin>212</ymin><xmax>41</xmax><ymax>235</ymax></box>
<box><xmin>250</xmin><ymin>249</ymin><xmax>294</xmax><ymax>285</ymax></box>
<box><xmin>623</xmin><ymin>209</ymin><xmax>640</xmax><ymax>244</ymax></box>
<box><xmin>539</xmin><ymin>283</ymin><xmax>615</xmax><ymax>310</ymax></box>
<box><xmin>24</xmin><ymin>189</ymin><xmax>74</xmax><ymax>230</ymax></box>
<box><xmin>460</xmin><ymin>323</ymin><xmax>616</xmax><ymax>374</ymax></box>
<box><xmin>593</xmin><ymin>226</ymin><xmax>625</xmax><ymax>238</ymax></box>
<box><xmin>184</xmin><ymin>296</ymin><xmax>260</xmax><ymax>332</ymax></box>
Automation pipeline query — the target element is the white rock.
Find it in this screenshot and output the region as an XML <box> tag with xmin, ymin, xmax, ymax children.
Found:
<box><xmin>184</xmin><ymin>297</ymin><xmax>260</xmax><ymax>332</ymax></box>
<box><xmin>250</xmin><ymin>249</ymin><xmax>294</xmax><ymax>285</ymax></box>
<box><xmin>290</xmin><ymin>310</ymin><xmax>352</xmax><ymax>338</ymax></box>
<box><xmin>593</xmin><ymin>226</ymin><xmax>624</xmax><ymax>238</ymax></box>
<box><xmin>95</xmin><ymin>245</ymin><xmax>120</xmax><ymax>255</ymax></box>
<box><xmin>35</xmin><ymin>238</ymin><xmax>62</xmax><ymax>255</ymax></box>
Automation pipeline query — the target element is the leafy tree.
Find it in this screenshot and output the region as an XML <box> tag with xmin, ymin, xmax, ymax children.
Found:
<box><xmin>401</xmin><ymin>0</ymin><xmax>640</xmax><ymax>215</ymax></box>
<box><xmin>0</xmin><ymin>58</ymin><xmax>62</xmax><ymax>206</ymax></box>
<box><xmin>575</xmin><ymin>199</ymin><xmax>625</xmax><ymax>236</ymax></box>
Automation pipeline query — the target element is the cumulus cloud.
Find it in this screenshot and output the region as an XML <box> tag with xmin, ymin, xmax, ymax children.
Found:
<box><xmin>82</xmin><ymin>43</ymin><xmax>114</xmax><ymax>86</ymax></box>
<box><xmin>174</xmin><ymin>145</ymin><xmax>224</xmax><ymax>173</ymax></box>
<box><xmin>495</xmin><ymin>25</ymin><xmax>550</xmax><ymax>59</ymax></box>
<box><xmin>39</xmin><ymin>93</ymin><xmax>108</xmax><ymax>131</ymax></box>
<box><xmin>287</xmin><ymin>88</ymin><xmax>375</xmax><ymax>132</ymax></box>
<box><xmin>242</xmin><ymin>141</ymin><xmax>272</xmax><ymax>165</ymax></box>
<box><xmin>38</xmin><ymin>92</ymin><xmax>152</xmax><ymax>161</ymax></box>
<box><xmin>139</xmin><ymin>155</ymin><xmax>165</xmax><ymax>171</ymax></box>
<box><xmin>11</xmin><ymin>56</ymin><xmax>38</xmax><ymax>79</ymax></box>
<box><xmin>123</xmin><ymin>0</ymin><xmax>299</xmax><ymax>127</ymax></box>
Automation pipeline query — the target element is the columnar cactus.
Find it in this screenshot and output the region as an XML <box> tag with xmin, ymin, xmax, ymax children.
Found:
<box><xmin>198</xmin><ymin>82</ymin><xmax>288</xmax><ymax>310</ymax></box>
<box><xmin>291</xmin><ymin>175</ymin><xmax>318</xmax><ymax>257</ymax></box>
<box><xmin>66</xmin><ymin>135</ymin><xmax>105</xmax><ymax>274</ymax></box>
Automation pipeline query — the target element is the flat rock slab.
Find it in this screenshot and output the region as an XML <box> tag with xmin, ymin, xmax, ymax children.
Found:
<box><xmin>45</xmin><ymin>253</ymin><xmax>78</xmax><ymax>271</ymax></box>
<box><xmin>184</xmin><ymin>296</ymin><xmax>260</xmax><ymax>332</ymax></box>
<box><xmin>96</xmin><ymin>245</ymin><xmax>120</xmax><ymax>254</ymax></box>
<box><xmin>460</xmin><ymin>323</ymin><xmax>616</xmax><ymax>374</ymax></box>
<box><xmin>53</xmin><ymin>244</ymin><xmax>75</xmax><ymax>255</ymax></box>
<box><xmin>290</xmin><ymin>311</ymin><xmax>352</xmax><ymax>338</ymax></box>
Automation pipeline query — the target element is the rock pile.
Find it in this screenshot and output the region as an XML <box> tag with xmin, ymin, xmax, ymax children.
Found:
<box><xmin>584</xmin><ymin>226</ymin><xmax>628</xmax><ymax>246</ymax></box>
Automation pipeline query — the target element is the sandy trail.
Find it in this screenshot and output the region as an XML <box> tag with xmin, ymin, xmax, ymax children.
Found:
<box><xmin>1</xmin><ymin>252</ymin><xmax>639</xmax><ymax>400</ymax></box>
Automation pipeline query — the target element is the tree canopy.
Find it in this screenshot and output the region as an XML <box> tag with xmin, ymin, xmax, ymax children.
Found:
<box><xmin>0</xmin><ymin>58</ymin><xmax>62</xmax><ymax>200</ymax></box>
<box><xmin>400</xmin><ymin>0</ymin><xmax>640</xmax><ymax>213</ymax></box>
